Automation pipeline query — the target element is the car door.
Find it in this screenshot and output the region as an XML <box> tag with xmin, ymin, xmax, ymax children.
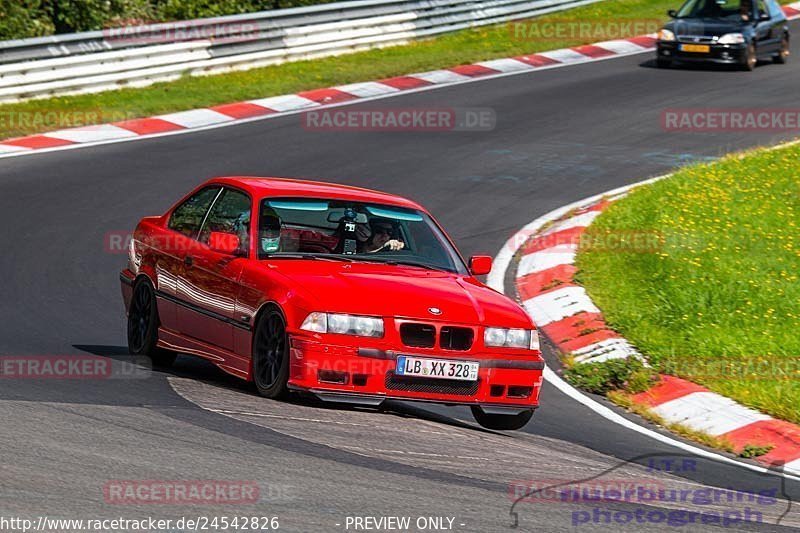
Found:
<box><xmin>176</xmin><ymin>187</ymin><xmax>251</xmax><ymax>352</ymax></box>
<box><xmin>157</xmin><ymin>185</ymin><xmax>222</xmax><ymax>332</ymax></box>
<box><xmin>766</xmin><ymin>0</ymin><xmax>788</xmax><ymax>43</ymax></box>
<box><xmin>754</xmin><ymin>0</ymin><xmax>780</xmax><ymax>53</ymax></box>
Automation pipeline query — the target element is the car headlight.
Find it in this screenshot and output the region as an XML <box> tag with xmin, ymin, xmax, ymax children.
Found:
<box><xmin>718</xmin><ymin>33</ymin><xmax>745</xmax><ymax>45</ymax></box>
<box><xmin>484</xmin><ymin>327</ymin><xmax>539</xmax><ymax>350</ymax></box>
<box><xmin>658</xmin><ymin>29</ymin><xmax>676</xmax><ymax>42</ymax></box>
<box><xmin>300</xmin><ymin>312</ymin><xmax>384</xmax><ymax>337</ymax></box>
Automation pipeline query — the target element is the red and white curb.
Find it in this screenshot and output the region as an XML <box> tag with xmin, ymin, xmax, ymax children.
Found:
<box><xmin>502</xmin><ymin>170</ymin><xmax>800</xmax><ymax>476</ymax></box>
<box><xmin>2</xmin><ymin>2</ymin><xmax>798</xmax><ymax>158</ymax></box>
<box><xmin>0</xmin><ymin>35</ymin><xmax>659</xmax><ymax>157</ymax></box>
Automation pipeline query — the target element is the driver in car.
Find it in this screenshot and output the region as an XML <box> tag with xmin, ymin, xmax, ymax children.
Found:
<box><xmin>357</xmin><ymin>219</ymin><xmax>405</xmax><ymax>253</ymax></box>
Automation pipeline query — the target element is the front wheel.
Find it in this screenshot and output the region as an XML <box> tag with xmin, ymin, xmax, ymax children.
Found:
<box><xmin>252</xmin><ymin>308</ymin><xmax>290</xmax><ymax>399</ymax></box>
<box><xmin>471</xmin><ymin>406</ymin><xmax>534</xmax><ymax>430</ymax></box>
<box><xmin>127</xmin><ymin>279</ymin><xmax>176</xmax><ymax>367</ymax></box>
<box><xmin>656</xmin><ymin>58</ymin><xmax>672</xmax><ymax>69</ymax></box>
<box><xmin>774</xmin><ymin>36</ymin><xmax>789</xmax><ymax>64</ymax></box>
<box><xmin>741</xmin><ymin>43</ymin><xmax>757</xmax><ymax>71</ymax></box>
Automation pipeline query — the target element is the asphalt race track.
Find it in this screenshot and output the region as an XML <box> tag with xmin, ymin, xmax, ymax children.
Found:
<box><xmin>2</xmin><ymin>23</ymin><xmax>800</xmax><ymax>532</ymax></box>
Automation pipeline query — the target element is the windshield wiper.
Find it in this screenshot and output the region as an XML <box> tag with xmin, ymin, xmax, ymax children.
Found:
<box><xmin>374</xmin><ymin>259</ymin><xmax>451</xmax><ymax>272</ymax></box>
<box><xmin>264</xmin><ymin>253</ymin><xmax>355</xmax><ymax>262</ymax></box>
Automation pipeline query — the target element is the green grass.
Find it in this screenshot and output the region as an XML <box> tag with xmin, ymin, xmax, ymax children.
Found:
<box><xmin>576</xmin><ymin>142</ymin><xmax>800</xmax><ymax>425</ymax></box>
<box><xmin>0</xmin><ymin>0</ymin><xmax>681</xmax><ymax>139</ymax></box>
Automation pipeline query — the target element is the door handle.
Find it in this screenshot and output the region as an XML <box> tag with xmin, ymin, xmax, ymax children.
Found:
<box><xmin>184</xmin><ymin>256</ymin><xmax>193</xmax><ymax>267</ymax></box>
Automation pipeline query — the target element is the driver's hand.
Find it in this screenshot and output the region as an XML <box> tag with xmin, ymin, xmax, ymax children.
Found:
<box><xmin>384</xmin><ymin>239</ymin><xmax>405</xmax><ymax>251</ymax></box>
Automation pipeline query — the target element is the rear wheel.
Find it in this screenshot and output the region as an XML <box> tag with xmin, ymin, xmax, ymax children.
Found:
<box><xmin>471</xmin><ymin>406</ymin><xmax>534</xmax><ymax>430</ymax></box>
<box><xmin>774</xmin><ymin>36</ymin><xmax>789</xmax><ymax>64</ymax></box>
<box><xmin>742</xmin><ymin>43</ymin><xmax>757</xmax><ymax>71</ymax></box>
<box><xmin>252</xmin><ymin>308</ymin><xmax>290</xmax><ymax>399</ymax></box>
<box><xmin>127</xmin><ymin>279</ymin><xmax>176</xmax><ymax>367</ymax></box>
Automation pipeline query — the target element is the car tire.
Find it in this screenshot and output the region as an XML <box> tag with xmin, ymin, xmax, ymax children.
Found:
<box><xmin>656</xmin><ymin>58</ymin><xmax>672</xmax><ymax>69</ymax></box>
<box><xmin>127</xmin><ymin>279</ymin><xmax>177</xmax><ymax>368</ymax></box>
<box><xmin>471</xmin><ymin>406</ymin><xmax>534</xmax><ymax>430</ymax></box>
<box><xmin>742</xmin><ymin>43</ymin><xmax>757</xmax><ymax>71</ymax></box>
<box><xmin>252</xmin><ymin>307</ymin><xmax>290</xmax><ymax>399</ymax></box>
<box><xmin>773</xmin><ymin>36</ymin><xmax>789</xmax><ymax>64</ymax></box>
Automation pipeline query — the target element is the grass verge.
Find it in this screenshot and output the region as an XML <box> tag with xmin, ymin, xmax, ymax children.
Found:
<box><xmin>0</xmin><ymin>0</ymin><xmax>680</xmax><ymax>140</ymax></box>
<box><xmin>576</xmin><ymin>142</ymin><xmax>800</xmax><ymax>425</ymax></box>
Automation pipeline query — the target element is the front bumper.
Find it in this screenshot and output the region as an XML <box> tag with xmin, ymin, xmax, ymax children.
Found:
<box><xmin>287</xmin><ymin>334</ymin><xmax>544</xmax><ymax>410</ymax></box>
<box><xmin>657</xmin><ymin>41</ymin><xmax>748</xmax><ymax>64</ymax></box>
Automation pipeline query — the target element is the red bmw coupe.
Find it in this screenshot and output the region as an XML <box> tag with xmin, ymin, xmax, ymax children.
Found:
<box><xmin>120</xmin><ymin>177</ymin><xmax>544</xmax><ymax>430</ymax></box>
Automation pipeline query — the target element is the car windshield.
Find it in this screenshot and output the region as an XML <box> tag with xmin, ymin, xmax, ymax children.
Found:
<box><xmin>676</xmin><ymin>0</ymin><xmax>747</xmax><ymax>19</ymax></box>
<box><xmin>257</xmin><ymin>198</ymin><xmax>468</xmax><ymax>274</ymax></box>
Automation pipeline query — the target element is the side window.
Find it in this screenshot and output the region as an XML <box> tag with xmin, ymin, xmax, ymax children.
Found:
<box><xmin>767</xmin><ymin>0</ymin><xmax>782</xmax><ymax>17</ymax></box>
<box><xmin>757</xmin><ymin>0</ymin><xmax>769</xmax><ymax>18</ymax></box>
<box><xmin>167</xmin><ymin>187</ymin><xmax>221</xmax><ymax>238</ymax></box>
<box><xmin>199</xmin><ymin>188</ymin><xmax>251</xmax><ymax>255</ymax></box>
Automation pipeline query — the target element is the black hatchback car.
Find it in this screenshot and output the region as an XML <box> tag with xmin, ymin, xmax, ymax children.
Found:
<box><xmin>656</xmin><ymin>0</ymin><xmax>790</xmax><ymax>70</ymax></box>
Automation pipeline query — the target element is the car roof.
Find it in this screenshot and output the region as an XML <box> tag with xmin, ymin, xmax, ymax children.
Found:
<box><xmin>206</xmin><ymin>176</ymin><xmax>425</xmax><ymax>211</ymax></box>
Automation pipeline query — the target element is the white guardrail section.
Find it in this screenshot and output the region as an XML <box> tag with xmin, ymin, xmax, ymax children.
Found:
<box><xmin>0</xmin><ymin>0</ymin><xmax>603</xmax><ymax>103</ymax></box>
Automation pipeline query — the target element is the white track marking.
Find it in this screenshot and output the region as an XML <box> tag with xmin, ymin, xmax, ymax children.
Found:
<box><xmin>248</xmin><ymin>94</ymin><xmax>319</xmax><ymax>112</ymax></box>
<box><xmin>523</xmin><ymin>286</ymin><xmax>600</xmax><ymax>326</ymax></box>
<box><xmin>537</xmin><ymin>48</ymin><xmax>591</xmax><ymax>63</ymax></box>
<box><xmin>517</xmin><ymin>245</ymin><xmax>576</xmax><ymax>276</ymax></box>
<box><xmin>476</xmin><ymin>58</ymin><xmax>533</xmax><ymax>73</ymax></box>
<box><xmin>572</xmin><ymin>338</ymin><xmax>641</xmax><ymax>363</ymax></box>
<box><xmin>334</xmin><ymin>81</ymin><xmax>399</xmax><ymax>97</ymax></box>
<box><xmin>0</xmin><ymin>144</ymin><xmax>30</xmax><ymax>153</ymax></box>
<box><xmin>410</xmin><ymin>69</ymin><xmax>471</xmax><ymax>84</ymax></box>
<box><xmin>43</xmin><ymin>124</ymin><xmax>138</xmax><ymax>143</ymax></box>
<box><xmin>595</xmin><ymin>39</ymin><xmax>648</xmax><ymax>54</ymax></box>
<box><xmin>651</xmin><ymin>392</ymin><xmax>773</xmax><ymax>437</ymax></box>
<box><xmin>541</xmin><ymin>210</ymin><xmax>601</xmax><ymax>235</ymax></box>
<box><xmin>156</xmin><ymin>109</ymin><xmax>235</xmax><ymax>128</ymax></box>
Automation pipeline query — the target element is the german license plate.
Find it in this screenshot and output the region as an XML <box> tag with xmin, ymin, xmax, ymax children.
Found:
<box><xmin>680</xmin><ymin>44</ymin><xmax>710</xmax><ymax>53</ymax></box>
<box><xmin>395</xmin><ymin>356</ymin><xmax>479</xmax><ymax>381</ymax></box>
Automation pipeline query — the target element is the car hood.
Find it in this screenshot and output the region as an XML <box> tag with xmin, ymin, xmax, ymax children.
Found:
<box><xmin>267</xmin><ymin>259</ymin><xmax>533</xmax><ymax>327</ymax></box>
<box><xmin>665</xmin><ymin>18</ymin><xmax>750</xmax><ymax>37</ymax></box>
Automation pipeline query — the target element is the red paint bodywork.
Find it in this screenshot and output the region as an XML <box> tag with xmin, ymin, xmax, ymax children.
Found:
<box><xmin>121</xmin><ymin>177</ymin><xmax>544</xmax><ymax>410</ymax></box>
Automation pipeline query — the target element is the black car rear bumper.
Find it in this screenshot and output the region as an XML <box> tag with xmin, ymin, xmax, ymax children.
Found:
<box><xmin>657</xmin><ymin>41</ymin><xmax>748</xmax><ymax>64</ymax></box>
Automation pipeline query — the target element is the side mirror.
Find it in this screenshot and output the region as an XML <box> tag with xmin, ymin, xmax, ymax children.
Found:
<box><xmin>759</xmin><ymin>12</ymin><xmax>771</xmax><ymax>20</ymax></box>
<box><xmin>469</xmin><ymin>255</ymin><xmax>493</xmax><ymax>276</ymax></box>
<box><xmin>209</xmin><ymin>231</ymin><xmax>241</xmax><ymax>255</ymax></box>
<box><xmin>667</xmin><ymin>9</ymin><xmax>678</xmax><ymax>17</ymax></box>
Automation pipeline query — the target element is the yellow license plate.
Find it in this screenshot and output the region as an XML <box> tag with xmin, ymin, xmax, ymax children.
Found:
<box><xmin>681</xmin><ymin>44</ymin><xmax>710</xmax><ymax>53</ymax></box>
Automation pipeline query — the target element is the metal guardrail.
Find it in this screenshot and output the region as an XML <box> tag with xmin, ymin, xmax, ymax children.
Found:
<box><xmin>0</xmin><ymin>0</ymin><xmax>602</xmax><ymax>103</ymax></box>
